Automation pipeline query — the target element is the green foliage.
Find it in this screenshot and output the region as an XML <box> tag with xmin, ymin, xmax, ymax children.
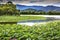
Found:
<box><xmin>0</xmin><ymin>21</ymin><xmax>60</xmax><ymax>40</ymax></box>
<box><xmin>0</xmin><ymin>16</ymin><xmax>45</xmax><ymax>22</ymax></box>
<box><xmin>47</xmin><ymin>11</ymin><xmax>60</xmax><ymax>15</ymax></box>
<box><xmin>0</xmin><ymin>3</ymin><xmax>20</xmax><ymax>15</ymax></box>
<box><xmin>20</xmin><ymin>10</ymin><xmax>60</xmax><ymax>15</ymax></box>
<box><xmin>20</xmin><ymin>11</ymin><xmax>46</xmax><ymax>15</ymax></box>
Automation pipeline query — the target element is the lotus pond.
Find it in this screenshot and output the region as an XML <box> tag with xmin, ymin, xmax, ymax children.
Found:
<box><xmin>0</xmin><ymin>21</ymin><xmax>60</xmax><ymax>40</ymax></box>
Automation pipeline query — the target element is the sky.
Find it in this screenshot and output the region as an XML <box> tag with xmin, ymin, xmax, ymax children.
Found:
<box><xmin>14</xmin><ymin>0</ymin><xmax>60</xmax><ymax>7</ymax></box>
<box><xmin>0</xmin><ymin>0</ymin><xmax>60</xmax><ymax>7</ymax></box>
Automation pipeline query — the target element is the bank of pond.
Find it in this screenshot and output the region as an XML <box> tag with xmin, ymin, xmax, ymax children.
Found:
<box><xmin>0</xmin><ymin>19</ymin><xmax>53</xmax><ymax>25</ymax></box>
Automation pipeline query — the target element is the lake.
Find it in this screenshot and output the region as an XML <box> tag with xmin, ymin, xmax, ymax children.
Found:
<box><xmin>17</xmin><ymin>20</ymin><xmax>54</xmax><ymax>26</ymax></box>
<box><xmin>17</xmin><ymin>16</ymin><xmax>60</xmax><ymax>26</ymax></box>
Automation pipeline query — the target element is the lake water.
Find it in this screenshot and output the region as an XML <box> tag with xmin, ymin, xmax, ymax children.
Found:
<box><xmin>17</xmin><ymin>20</ymin><xmax>53</xmax><ymax>26</ymax></box>
<box><xmin>0</xmin><ymin>15</ymin><xmax>60</xmax><ymax>25</ymax></box>
<box><xmin>17</xmin><ymin>16</ymin><xmax>60</xmax><ymax>26</ymax></box>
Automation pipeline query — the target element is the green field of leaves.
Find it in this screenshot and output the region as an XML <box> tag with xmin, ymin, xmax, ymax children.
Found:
<box><xmin>0</xmin><ymin>16</ymin><xmax>45</xmax><ymax>22</ymax></box>
<box><xmin>0</xmin><ymin>21</ymin><xmax>60</xmax><ymax>40</ymax></box>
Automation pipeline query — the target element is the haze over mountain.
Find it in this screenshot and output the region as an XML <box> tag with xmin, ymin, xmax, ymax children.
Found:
<box><xmin>16</xmin><ymin>4</ymin><xmax>60</xmax><ymax>12</ymax></box>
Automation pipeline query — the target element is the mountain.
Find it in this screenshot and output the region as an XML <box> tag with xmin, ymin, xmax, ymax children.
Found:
<box><xmin>22</xmin><ymin>8</ymin><xmax>37</xmax><ymax>12</ymax></box>
<box><xmin>43</xmin><ymin>6</ymin><xmax>60</xmax><ymax>12</ymax></box>
<box><xmin>16</xmin><ymin>4</ymin><xmax>60</xmax><ymax>12</ymax></box>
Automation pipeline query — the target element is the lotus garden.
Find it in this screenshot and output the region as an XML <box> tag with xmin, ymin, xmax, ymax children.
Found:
<box><xmin>0</xmin><ymin>1</ymin><xmax>60</xmax><ymax>40</ymax></box>
<box><xmin>0</xmin><ymin>21</ymin><xmax>60</xmax><ymax>40</ymax></box>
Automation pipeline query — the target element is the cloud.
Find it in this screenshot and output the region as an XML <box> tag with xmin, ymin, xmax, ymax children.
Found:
<box><xmin>54</xmin><ymin>2</ymin><xmax>60</xmax><ymax>4</ymax></box>
<box><xmin>1</xmin><ymin>0</ymin><xmax>60</xmax><ymax>7</ymax></box>
<box><xmin>0</xmin><ymin>0</ymin><xmax>3</xmax><ymax>2</ymax></box>
<box><xmin>1</xmin><ymin>0</ymin><xmax>60</xmax><ymax>4</ymax></box>
<box><xmin>29</xmin><ymin>0</ymin><xmax>45</xmax><ymax>3</ymax></box>
<box><xmin>12</xmin><ymin>0</ymin><xmax>60</xmax><ymax>4</ymax></box>
<box><xmin>51</xmin><ymin>1</ymin><xmax>60</xmax><ymax>7</ymax></box>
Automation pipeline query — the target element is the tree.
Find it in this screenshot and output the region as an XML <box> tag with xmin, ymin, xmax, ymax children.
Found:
<box><xmin>0</xmin><ymin>2</ymin><xmax>20</xmax><ymax>16</ymax></box>
<box><xmin>7</xmin><ymin>1</ymin><xmax>13</xmax><ymax>4</ymax></box>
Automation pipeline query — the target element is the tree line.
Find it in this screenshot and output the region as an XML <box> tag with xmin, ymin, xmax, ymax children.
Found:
<box><xmin>20</xmin><ymin>10</ymin><xmax>60</xmax><ymax>15</ymax></box>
